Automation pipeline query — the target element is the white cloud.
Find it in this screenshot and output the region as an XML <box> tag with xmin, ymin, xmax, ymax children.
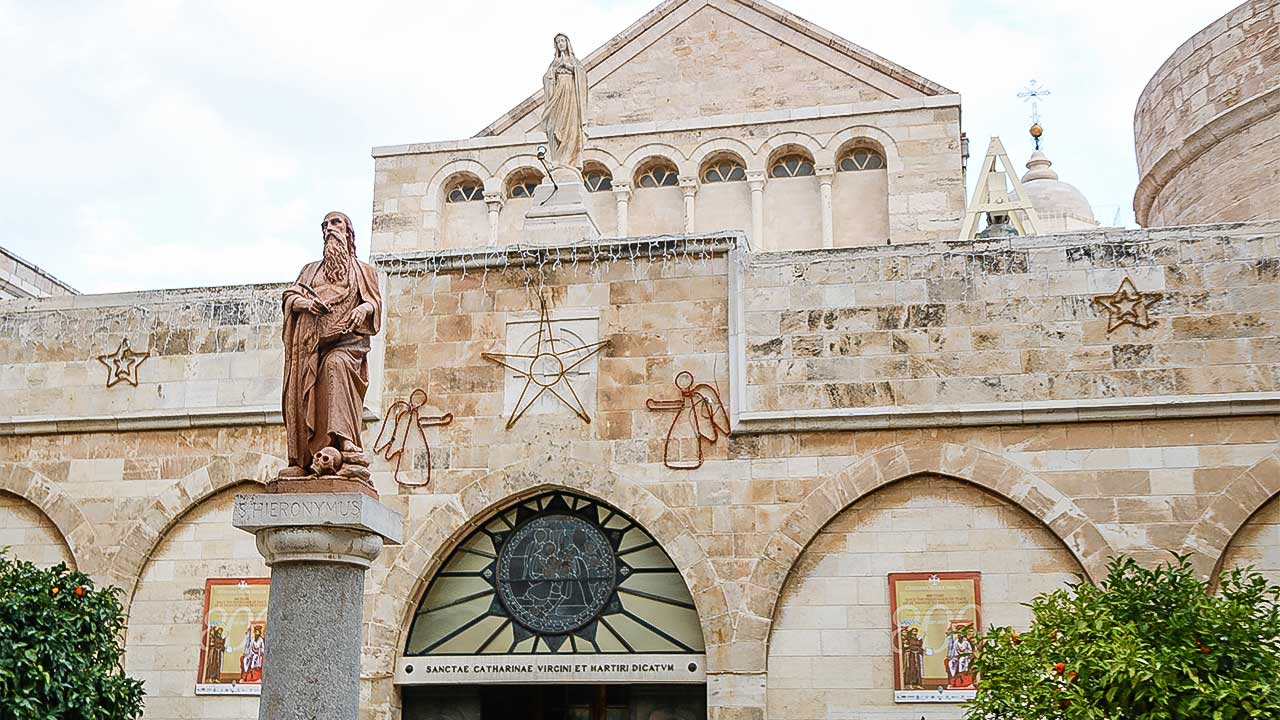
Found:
<box><xmin>0</xmin><ymin>0</ymin><xmax>1243</xmax><ymax>293</ymax></box>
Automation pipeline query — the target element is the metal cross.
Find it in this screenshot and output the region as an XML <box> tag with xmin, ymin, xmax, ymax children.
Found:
<box><xmin>1018</xmin><ymin>79</ymin><xmax>1051</xmax><ymax>125</ymax></box>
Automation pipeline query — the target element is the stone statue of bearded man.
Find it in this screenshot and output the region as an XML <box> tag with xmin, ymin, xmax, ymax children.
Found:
<box><xmin>278</xmin><ymin>211</ymin><xmax>382</xmax><ymax>484</ymax></box>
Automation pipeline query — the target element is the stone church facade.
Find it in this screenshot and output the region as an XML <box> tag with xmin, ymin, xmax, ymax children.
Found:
<box><xmin>1</xmin><ymin>2</ymin><xmax>1278</xmax><ymax>720</ymax></box>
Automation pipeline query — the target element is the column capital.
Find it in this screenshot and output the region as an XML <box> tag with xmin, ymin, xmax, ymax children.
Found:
<box><xmin>746</xmin><ymin>169</ymin><xmax>767</xmax><ymax>189</ymax></box>
<box><xmin>482</xmin><ymin>191</ymin><xmax>504</xmax><ymax>210</ymax></box>
<box><xmin>255</xmin><ymin>526</ymin><xmax>384</xmax><ymax>569</ymax></box>
<box><xmin>679</xmin><ymin>175</ymin><xmax>699</xmax><ymax>197</ymax></box>
<box><xmin>816</xmin><ymin>165</ymin><xmax>836</xmax><ymax>183</ymax></box>
<box><xmin>611</xmin><ymin>181</ymin><xmax>632</xmax><ymax>199</ymax></box>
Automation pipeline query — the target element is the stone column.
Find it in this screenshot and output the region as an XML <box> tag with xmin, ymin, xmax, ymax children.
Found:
<box><xmin>817</xmin><ymin>165</ymin><xmax>835</xmax><ymax>249</ymax></box>
<box><xmin>679</xmin><ymin>175</ymin><xmax>698</xmax><ymax>233</ymax></box>
<box><xmin>234</xmin><ymin>492</ymin><xmax>403</xmax><ymax>720</ymax></box>
<box><xmin>747</xmin><ymin>170</ymin><xmax>766</xmax><ymax>250</ymax></box>
<box><xmin>612</xmin><ymin>181</ymin><xmax>631</xmax><ymax>237</ymax></box>
<box><xmin>483</xmin><ymin>191</ymin><xmax>503</xmax><ymax>246</ymax></box>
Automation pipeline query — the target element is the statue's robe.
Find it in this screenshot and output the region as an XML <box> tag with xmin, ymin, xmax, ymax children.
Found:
<box><xmin>281</xmin><ymin>259</ymin><xmax>382</xmax><ymax>469</ymax></box>
<box><xmin>542</xmin><ymin>53</ymin><xmax>587</xmax><ymax>168</ymax></box>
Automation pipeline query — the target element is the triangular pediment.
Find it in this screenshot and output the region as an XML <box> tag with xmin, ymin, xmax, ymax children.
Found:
<box><xmin>477</xmin><ymin>0</ymin><xmax>952</xmax><ymax>137</ymax></box>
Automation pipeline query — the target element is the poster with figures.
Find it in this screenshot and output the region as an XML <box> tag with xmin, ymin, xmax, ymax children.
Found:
<box><xmin>888</xmin><ymin>572</ymin><xmax>981</xmax><ymax>703</ymax></box>
<box><xmin>195</xmin><ymin>578</ymin><xmax>270</xmax><ymax>695</ymax></box>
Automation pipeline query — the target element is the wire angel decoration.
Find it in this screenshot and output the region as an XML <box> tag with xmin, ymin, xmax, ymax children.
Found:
<box><xmin>371</xmin><ymin>388</ymin><xmax>454</xmax><ymax>488</ymax></box>
<box><xmin>645</xmin><ymin>371</ymin><xmax>730</xmax><ymax>469</ymax></box>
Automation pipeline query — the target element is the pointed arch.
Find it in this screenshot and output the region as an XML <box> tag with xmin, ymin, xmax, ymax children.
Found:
<box><xmin>736</xmin><ymin>442</ymin><xmax>1114</xmax><ymax>672</ymax></box>
<box><xmin>0</xmin><ymin>463</ymin><xmax>97</xmax><ymax>573</ymax></box>
<box><xmin>108</xmin><ymin>451</ymin><xmax>283</xmax><ymax>610</ymax></box>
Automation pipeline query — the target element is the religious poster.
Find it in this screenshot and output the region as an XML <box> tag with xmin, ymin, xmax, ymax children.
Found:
<box><xmin>195</xmin><ymin>578</ymin><xmax>270</xmax><ymax>696</ymax></box>
<box><xmin>888</xmin><ymin>572</ymin><xmax>981</xmax><ymax>703</ymax></box>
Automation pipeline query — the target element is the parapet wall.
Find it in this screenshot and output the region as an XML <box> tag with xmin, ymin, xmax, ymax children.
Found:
<box><xmin>1133</xmin><ymin>0</ymin><xmax>1280</xmax><ymax>227</ymax></box>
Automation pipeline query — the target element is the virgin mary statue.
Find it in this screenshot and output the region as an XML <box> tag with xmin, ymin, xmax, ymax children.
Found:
<box><xmin>542</xmin><ymin>33</ymin><xmax>587</xmax><ymax>169</ymax></box>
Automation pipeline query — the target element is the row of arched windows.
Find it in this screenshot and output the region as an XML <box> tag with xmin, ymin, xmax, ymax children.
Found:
<box><xmin>443</xmin><ymin>146</ymin><xmax>887</xmax><ymax>202</ymax></box>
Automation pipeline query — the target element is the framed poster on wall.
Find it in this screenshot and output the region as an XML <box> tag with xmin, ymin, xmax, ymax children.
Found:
<box><xmin>195</xmin><ymin>577</ymin><xmax>270</xmax><ymax>696</ymax></box>
<box><xmin>888</xmin><ymin>572</ymin><xmax>981</xmax><ymax>703</ymax></box>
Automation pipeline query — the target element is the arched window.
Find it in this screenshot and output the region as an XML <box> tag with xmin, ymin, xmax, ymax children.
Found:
<box><xmin>506</xmin><ymin>168</ymin><xmax>544</xmax><ymax>199</ymax></box>
<box><xmin>839</xmin><ymin>147</ymin><xmax>886</xmax><ymax>172</ymax></box>
<box><xmin>634</xmin><ymin>158</ymin><xmax>679</xmax><ymax>189</ymax></box>
<box><xmin>583</xmin><ymin>162</ymin><xmax>613</xmax><ymax>193</ymax></box>
<box><xmin>700</xmin><ymin>155</ymin><xmax>746</xmax><ymax>183</ymax></box>
<box><xmin>403</xmin><ymin>490</ymin><xmax>705</xmax><ymax>656</ymax></box>
<box><xmin>770</xmin><ymin>153</ymin><xmax>815</xmax><ymax>178</ymax></box>
<box><xmin>444</xmin><ymin>174</ymin><xmax>484</xmax><ymax>203</ymax></box>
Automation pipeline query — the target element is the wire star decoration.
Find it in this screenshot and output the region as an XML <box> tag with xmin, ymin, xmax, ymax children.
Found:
<box><xmin>482</xmin><ymin>296</ymin><xmax>609</xmax><ymax>430</ymax></box>
<box><xmin>1093</xmin><ymin>276</ymin><xmax>1162</xmax><ymax>333</ymax></box>
<box><xmin>97</xmin><ymin>338</ymin><xmax>150</xmax><ymax>388</ymax></box>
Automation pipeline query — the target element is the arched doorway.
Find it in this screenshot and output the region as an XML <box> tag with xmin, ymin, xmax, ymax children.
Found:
<box><xmin>398</xmin><ymin>490</ymin><xmax>707</xmax><ymax>720</ymax></box>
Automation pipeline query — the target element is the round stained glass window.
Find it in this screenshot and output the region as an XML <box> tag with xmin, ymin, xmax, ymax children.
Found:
<box><xmin>496</xmin><ymin>513</ymin><xmax>618</xmax><ymax>634</ymax></box>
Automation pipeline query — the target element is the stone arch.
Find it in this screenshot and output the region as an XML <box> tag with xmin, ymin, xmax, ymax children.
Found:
<box><xmin>737</xmin><ymin>442</ymin><xmax>1113</xmax><ymax>672</ymax></box>
<box><xmin>1182</xmin><ymin>451</ymin><xmax>1280</xmax><ymax>578</ymax></box>
<box><xmin>756</xmin><ymin>131</ymin><xmax>823</xmax><ymax>168</ymax></box>
<box><xmin>688</xmin><ymin>137</ymin><xmax>759</xmax><ymax>175</ymax></box>
<box><xmin>581</xmin><ymin>147</ymin><xmax>623</xmax><ymax>176</ymax></box>
<box><xmin>108</xmin><ymin>451</ymin><xmax>282</xmax><ymax>610</ymax></box>
<box><xmin>424</xmin><ymin>158</ymin><xmax>492</xmax><ymax>209</ymax></box>
<box><xmin>0</xmin><ymin>463</ymin><xmax>97</xmax><ymax>573</ymax></box>
<box><xmin>621</xmin><ymin>143</ymin><xmax>691</xmax><ymax>181</ymax></box>
<box><xmin>825</xmin><ymin>125</ymin><xmax>902</xmax><ymax>173</ymax></box>
<box><xmin>367</xmin><ymin>456</ymin><xmax>730</xmax><ymax>682</ymax></box>
<box><xmin>489</xmin><ymin>154</ymin><xmax>543</xmax><ymax>194</ymax></box>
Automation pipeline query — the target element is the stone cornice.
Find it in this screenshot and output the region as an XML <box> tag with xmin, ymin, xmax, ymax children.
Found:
<box><xmin>1134</xmin><ymin>85</ymin><xmax>1280</xmax><ymax>226</ymax></box>
<box><xmin>371</xmin><ymin>95</ymin><xmax>960</xmax><ymax>159</ymax></box>
<box><xmin>373</xmin><ymin>232</ymin><xmax>748</xmax><ymax>274</ymax></box>
<box><xmin>0</xmin><ymin>406</ymin><xmax>380</xmax><ymax>437</ymax></box>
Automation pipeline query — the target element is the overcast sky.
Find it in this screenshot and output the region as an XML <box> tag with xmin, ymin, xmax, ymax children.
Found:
<box><xmin>0</xmin><ymin>0</ymin><xmax>1239</xmax><ymax>294</ymax></box>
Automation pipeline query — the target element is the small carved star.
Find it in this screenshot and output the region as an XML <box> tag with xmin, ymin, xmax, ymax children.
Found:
<box><xmin>97</xmin><ymin>339</ymin><xmax>150</xmax><ymax>388</ymax></box>
<box><xmin>482</xmin><ymin>296</ymin><xmax>609</xmax><ymax>429</ymax></box>
<box><xmin>1093</xmin><ymin>277</ymin><xmax>1161</xmax><ymax>333</ymax></box>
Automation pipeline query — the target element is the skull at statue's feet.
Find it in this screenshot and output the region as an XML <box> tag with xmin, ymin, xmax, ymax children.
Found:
<box><xmin>311</xmin><ymin>446</ymin><xmax>343</xmax><ymax>476</ymax></box>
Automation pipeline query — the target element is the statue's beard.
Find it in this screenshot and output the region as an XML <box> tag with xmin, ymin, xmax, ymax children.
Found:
<box><xmin>321</xmin><ymin>232</ymin><xmax>351</xmax><ymax>283</ymax></box>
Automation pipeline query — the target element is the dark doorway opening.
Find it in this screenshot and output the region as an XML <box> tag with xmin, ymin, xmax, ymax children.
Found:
<box><xmin>403</xmin><ymin>684</ymin><xmax>705</xmax><ymax>720</ymax></box>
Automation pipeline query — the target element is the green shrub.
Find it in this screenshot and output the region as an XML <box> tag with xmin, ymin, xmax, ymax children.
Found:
<box><xmin>0</xmin><ymin>551</ymin><xmax>144</xmax><ymax>720</ymax></box>
<box><xmin>967</xmin><ymin>555</ymin><xmax>1280</xmax><ymax>719</ymax></box>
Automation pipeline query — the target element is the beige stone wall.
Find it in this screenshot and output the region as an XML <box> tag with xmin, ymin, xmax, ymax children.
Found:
<box><xmin>0</xmin><ymin>491</ymin><xmax>76</xmax><ymax>569</ymax></box>
<box><xmin>124</xmin><ymin>484</ymin><xmax>267</xmax><ymax>720</ymax></box>
<box><xmin>767</xmin><ymin>476</ymin><xmax>1080</xmax><ymax>720</ymax></box>
<box><xmin>371</xmin><ymin>100</ymin><xmax>963</xmax><ymax>253</ymax></box>
<box><xmin>1141</xmin><ymin>110</ymin><xmax>1280</xmax><ymax>227</ymax></box>
<box><xmin>1133</xmin><ymin>0</ymin><xmax>1280</xmax><ymax>226</ymax></box>
<box><xmin>1</xmin><ymin>247</ymin><xmax>77</xmax><ymax>300</ymax></box>
<box><xmin>0</xmin><ymin>226</ymin><xmax>1277</xmax><ymax>720</ymax></box>
<box><xmin>0</xmin><ymin>284</ymin><xmax>288</xmax><ymax>425</ymax></box>
<box><xmin>742</xmin><ymin>222</ymin><xmax>1280</xmax><ymax>417</ymax></box>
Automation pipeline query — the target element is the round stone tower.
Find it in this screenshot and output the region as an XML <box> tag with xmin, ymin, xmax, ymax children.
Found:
<box><xmin>1133</xmin><ymin>1</ymin><xmax>1280</xmax><ymax>228</ymax></box>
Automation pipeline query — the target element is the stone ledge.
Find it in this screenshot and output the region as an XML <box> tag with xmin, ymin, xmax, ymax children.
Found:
<box><xmin>371</xmin><ymin>95</ymin><xmax>961</xmax><ymax>158</ymax></box>
<box><xmin>0</xmin><ymin>405</ymin><xmax>380</xmax><ymax>436</ymax></box>
<box><xmin>729</xmin><ymin>392</ymin><xmax>1280</xmax><ymax>434</ymax></box>
<box><xmin>374</xmin><ymin>232</ymin><xmax>747</xmax><ymax>273</ymax></box>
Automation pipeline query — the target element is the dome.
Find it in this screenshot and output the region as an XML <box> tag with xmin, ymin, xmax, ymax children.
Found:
<box><xmin>1018</xmin><ymin>150</ymin><xmax>1099</xmax><ymax>233</ymax></box>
